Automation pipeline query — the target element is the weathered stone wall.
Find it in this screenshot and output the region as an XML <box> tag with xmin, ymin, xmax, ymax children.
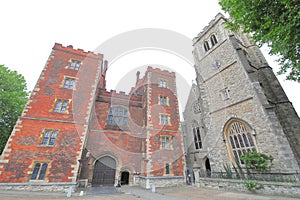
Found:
<box><xmin>189</xmin><ymin>13</ymin><xmax>300</xmax><ymax>174</ymax></box>
<box><xmin>0</xmin><ymin>182</ymin><xmax>76</xmax><ymax>192</ymax></box>
<box><xmin>198</xmin><ymin>178</ymin><xmax>300</xmax><ymax>198</ymax></box>
<box><xmin>135</xmin><ymin>176</ymin><xmax>185</xmax><ymax>188</ymax></box>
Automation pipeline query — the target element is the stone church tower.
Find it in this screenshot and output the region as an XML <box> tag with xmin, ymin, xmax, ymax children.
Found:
<box><xmin>183</xmin><ymin>13</ymin><xmax>300</xmax><ymax>181</ymax></box>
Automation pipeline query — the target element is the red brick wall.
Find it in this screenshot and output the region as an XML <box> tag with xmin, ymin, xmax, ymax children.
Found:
<box><xmin>0</xmin><ymin>44</ymin><xmax>103</xmax><ymax>183</ymax></box>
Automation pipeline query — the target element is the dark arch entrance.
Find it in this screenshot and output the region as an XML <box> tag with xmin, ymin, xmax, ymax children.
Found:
<box><xmin>92</xmin><ymin>156</ymin><xmax>116</xmax><ymax>186</ymax></box>
<box><xmin>121</xmin><ymin>171</ymin><xmax>130</xmax><ymax>185</ymax></box>
<box><xmin>205</xmin><ymin>158</ymin><xmax>211</xmax><ymax>177</ymax></box>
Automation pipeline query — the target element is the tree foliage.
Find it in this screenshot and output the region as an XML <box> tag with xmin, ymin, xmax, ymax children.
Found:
<box><xmin>0</xmin><ymin>64</ymin><xmax>28</xmax><ymax>154</ymax></box>
<box><xmin>219</xmin><ymin>0</ymin><xmax>300</xmax><ymax>82</ymax></box>
<box><xmin>240</xmin><ymin>152</ymin><xmax>273</xmax><ymax>172</ymax></box>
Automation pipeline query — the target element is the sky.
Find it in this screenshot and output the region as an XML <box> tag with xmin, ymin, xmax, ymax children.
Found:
<box><xmin>1</xmin><ymin>0</ymin><xmax>299</xmax><ymax>117</ymax></box>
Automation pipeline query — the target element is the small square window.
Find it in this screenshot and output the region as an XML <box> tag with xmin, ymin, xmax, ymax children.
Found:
<box><xmin>41</xmin><ymin>129</ymin><xmax>58</xmax><ymax>146</ymax></box>
<box><xmin>69</xmin><ymin>60</ymin><xmax>81</xmax><ymax>70</ymax></box>
<box><xmin>159</xmin><ymin>80</ymin><xmax>167</xmax><ymax>88</ymax></box>
<box><xmin>63</xmin><ymin>77</ymin><xmax>76</xmax><ymax>89</ymax></box>
<box><xmin>31</xmin><ymin>162</ymin><xmax>48</xmax><ymax>180</ymax></box>
<box><xmin>220</xmin><ymin>88</ymin><xmax>230</xmax><ymax>100</ymax></box>
<box><xmin>159</xmin><ymin>95</ymin><xmax>168</xmax><ymax>105</ymax></box>
<box><xmin>53</xmin><ymin>99</ymin><xmax>69</xmax><ymax>113</ymax></box>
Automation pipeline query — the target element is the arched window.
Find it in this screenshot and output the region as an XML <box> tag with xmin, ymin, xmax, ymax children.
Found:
<box><xmin>224</xmin><ymin>119</ymin><xmax>257</xmax><ymax>164</ymax></box>
<box><xmin>192</xmin><ymin>121</ymin><xmax>202</xmax><ymax>150</ymax></box>
<box><xmin>107</xmin><ymin>106</ymin><xmax>128</xmax><ymax>127</ymax></box>
<box><xmin>203</xmin><ymin>41</ymin><xmax>210</xmax><ymax>52</ymax></box>
<box><xmin>210</xmin><ymin>34</ymin><xmax>218</xmax><ymax>46</ymax></box>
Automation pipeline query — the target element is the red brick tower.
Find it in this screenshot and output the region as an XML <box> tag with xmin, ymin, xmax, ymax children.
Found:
<box><xmin>137</xmin><ymin>67</ymin><xmax>185</xmax><ymax>188</ymax></box>
<box><xmin>0</xmin><ymin>44</ymin><xmax>103</xmax><ymax>189</ymax></box>
<box><xmin>0</xmin><ymin>44</ymin><xmax>184</xmax><ymax>190</ymax></box>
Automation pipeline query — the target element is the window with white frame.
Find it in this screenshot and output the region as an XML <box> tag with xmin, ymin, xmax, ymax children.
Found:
<box><xmin>160</xmin><ymin>114</ymin><xmax>170</xmax><ymax>125</ymax></box>
<box><xmin>159</xmin><ymin>95</ymin><xmax>168</xmax><ymax>105</ymax></box>
<box><xmin>161</xmin><ymin>135</ymin><xmax>172</xmax><ymax>150</ymax></box>
<box><xmin>159</xmin><ymin>80</ymin><xmax>167</xmax><ymax>88</ymax></box>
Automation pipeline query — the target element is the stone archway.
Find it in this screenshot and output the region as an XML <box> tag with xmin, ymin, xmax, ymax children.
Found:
<box><xmin>204</xmin><ymin>157</ymin><xmax>211</xmax><ymax>177</ymax></box>
<box><xmin>92</xmin><ymin>156</ymin><xmax>116</xmax><ymax>186</ymax></box>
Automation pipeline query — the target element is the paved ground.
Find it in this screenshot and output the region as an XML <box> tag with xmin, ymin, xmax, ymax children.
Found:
<box><xmin>0</xmin><ymin>185</ymin><xmax>298</xmax><ymax>200</ymax></box>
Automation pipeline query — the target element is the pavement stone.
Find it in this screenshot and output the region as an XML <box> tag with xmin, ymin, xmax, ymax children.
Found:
<box><xmin>0</xmin><ymin>185</ymin><xmax>299</xmax><ymax>200</ymax></box>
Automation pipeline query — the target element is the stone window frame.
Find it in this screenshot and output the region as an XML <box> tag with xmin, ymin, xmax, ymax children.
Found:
<box><xmin>106</xmin><ymin>106</ymin><xmax>129</xmax><ymax>127</ymax></box>
<box><xmin>158</xmin><ymin>95</ymin><xmax>169</xmax><ymax>106</ymax></box>
<box><xmin>193</xmin><ymin>126</ymin><xmax>202</xmax><ymax>150</ymax></box>
<box><xmin>164</xmin><ymin>162</ymin><xmax>173</xmax><ymax>175</ymax></box>
<box><xmin>160</xmin><ymin>135</ymin><xmax>173</xmax><ymax>150</ymax></box>
<box><xmin>159</xmin><ymin>79</ymin><xmax>168</xmax><ymax>88</ymax></box>
<box><xmin>159</xmin><ymin>113</ymin><xmax>171</xmax><ymax>126</ymax></box>
<box><xmin>61</xmin><ymin>76</ymin><xmax>77</xmax><ymax>90</ymax></box>
<box><xmin>192</xmin><ymin>101</ymin><xmax>201</xmax><ymax>114</ymax></box>
<box><xmin>224</xmin><ymin>119</ymin><xmax>257</xmax><ymax>165</ymax></box>
<box><xmin>203</xmin><ymin>41</ymin><xmax>210</xmax><ymax>52</ymax></box>
<box><xmin>40</xmin><ymin>129</ymin><xmax>58</xmax><ymax>147</ymax></box>
<box><xmin>220</xmin><ymin>88</ymin><xmax>230</xmax><ymax>100</ymax></box>
<box><xmin>29</xmin><ymin>161</ymin><xmax>50</xmax><ymax>181</ymax></box>
<box><xmin>51</xmin><ymin>98</ymin><xmax>71</xmax><ymax>114</ymax></box>
<box><xmin>68</xmin><ymin>59</ymin><xmax>81</xmax><ymax>70</ymax></box>
<box><xmin>210</xmin><ymin>34</ymin><xmax>218</xmax><ymax>46</ymax></box>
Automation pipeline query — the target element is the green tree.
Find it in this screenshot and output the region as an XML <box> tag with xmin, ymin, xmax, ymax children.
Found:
<box><xmin>219</xmin><ymin>0</ymin><xmax>300</xmax><ymax>82</ymax></box>
<box><xmin>240</xmin><ymin>152</ymin><xmax>273</xmax><ymax>172</ymax></box>
<box><xmin>0</xmin><ymin>64</ymin><xmax>28</xmax><ymax>154</ymax></box>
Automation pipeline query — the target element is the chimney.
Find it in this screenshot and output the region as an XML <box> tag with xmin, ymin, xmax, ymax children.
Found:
<box><xmin>136</xmin><ymin>71</ymin><xmax>140</xmax><ymax>85</ymax></box>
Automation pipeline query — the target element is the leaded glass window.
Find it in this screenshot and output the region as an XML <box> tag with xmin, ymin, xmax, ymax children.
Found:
<box><xmin>107</xmin><ymin>107</ymin><xmax>128</xmax><ymax>127</ymax></box>
<box><xmin>31</xmin><ymin>163</ymin><xmax>48</xmax><ymax>180</ymax></box>
<box><xmin>225</xmin><ymin>119</ymin><xmax>257</xmax><ymax>164</ymax></box>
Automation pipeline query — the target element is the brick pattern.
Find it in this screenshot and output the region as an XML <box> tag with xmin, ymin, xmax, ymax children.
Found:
<box><xmin>0</xmin><ymin>44</ymin><xmax>103</xmax><ymax>183</ymax></box>
<box><xmin>0</xmin><ymin>45</ymin><xmax>184</xmax><ymax>186</ymax></box>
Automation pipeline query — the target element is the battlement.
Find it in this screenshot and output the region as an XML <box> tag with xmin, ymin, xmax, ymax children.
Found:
<box><xmin>99</xmin><ymin>88</ymin><xmax>142</xmax><ymax>101</ymax></box>
<box><xmin>53</xmin><ymin>43</ymin><xmax>103</xmax><ymax>59</ymax></box>
<box><xmin>193</xmin><ymin>13</ymin><xmax>226</xmax><ymax>45</ymax></box>
<box><xmin>146</xmin><ymin>66</ymin><xmax>176</xmax><ymax>77</ymax></box>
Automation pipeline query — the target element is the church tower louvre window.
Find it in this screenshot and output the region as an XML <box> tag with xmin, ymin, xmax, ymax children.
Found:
<box><xmin>210</xmin><ymin>34</ymin><xmax>218</xmax><ymax>46</ymax></box>
<box><xmin>203</xmin><ymin>41</ymin><xmax>210</xmax><ymax>52</ymax></box>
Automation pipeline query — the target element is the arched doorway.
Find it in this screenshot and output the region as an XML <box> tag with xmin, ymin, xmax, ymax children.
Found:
<box><xmin>121</xmin><ymin>171</ymin><xmax>129</xmax><ymax>185</ymax></box>
<box><xmin>205</xmin><ymin>158</ymin><xmax>211</xmax><ymax>177</ymax></box>
<box><xmin>92</xmin><ymin>156</ymin><xmax>116</xmax><ymax>186</ymax></box>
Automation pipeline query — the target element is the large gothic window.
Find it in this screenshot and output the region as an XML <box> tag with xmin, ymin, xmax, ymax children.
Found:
<box><xmin>107</xmin><ymin>106</ymin><xmax>128</xmax><ymax>127</ymax></box>
<box><xmin>225</xmin><ymin>119</ymin><xmax>257</xmax><ymax>165</ymax></box>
